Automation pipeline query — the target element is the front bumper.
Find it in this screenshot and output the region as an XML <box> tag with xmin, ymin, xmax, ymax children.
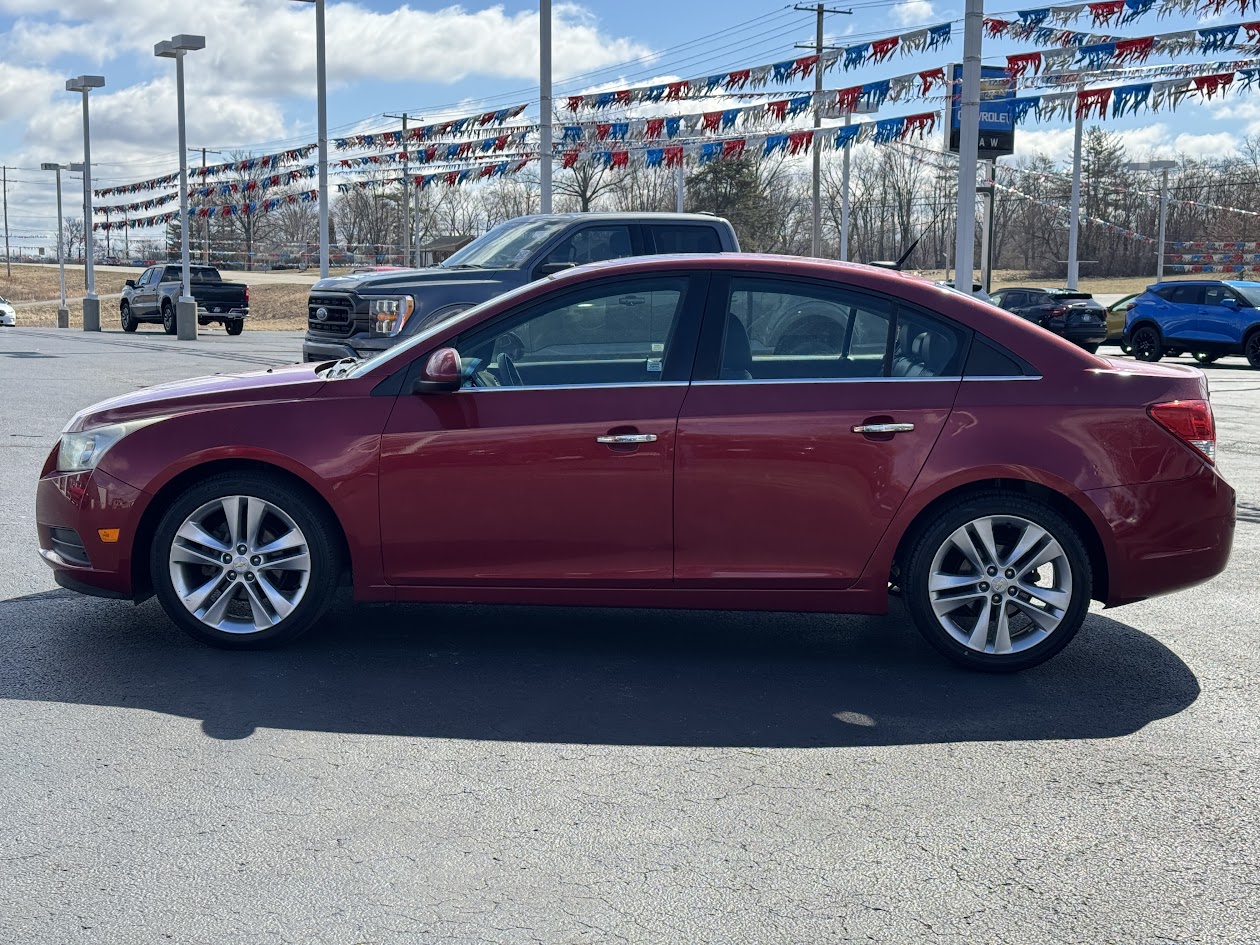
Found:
<box><xmin>1086</xmin><ymin>463</ymin><xmax>1236</xmax><ymax>606</ymax></box>
<box><xmin>302</xmin><ymin>331</ymin><xmax>399</xmax><ymax>363</ymax></box>
<box><xmin>36</xmin><ymin>465</ymin><xmax>148</xmax><ymax>599</ymax></box>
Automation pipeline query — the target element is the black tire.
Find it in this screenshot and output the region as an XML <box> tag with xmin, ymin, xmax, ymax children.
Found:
<box><xmin>901</xmin><ymin>491</ymin><xmax>1093</xmax><ymax>673</ymax></box>
<box><xmin>161</xmin><ymin>302</ymin><xmax>176</xmax><ymax>335</ymax></box>
<box><xmin>1081</xmin><ymin>342</ymin><xmax>1100</xmax><ymax>354</ymax></box>
<box><xmin>1193</xmin><ymin>352</ymin><xmax>1220</xmax><ymax>365</ymax></box>
<box><xmin>1119</xmin><ymin>341</ymin><xmax>1132</xmax><ymax>355</ymax></box>
<box><xmin>120</xmin><ymin>302</ymin><xmax>137</xmax><ymax>333</ymax></box>
<box><xmin>1246</xmin><ymin>329</ymin><xmax>1260</xmax><ymax>369</ymax></box>
<box><xmin>198</xmin><ymin>317</ymin><xmax>210</xmax><ymax>327</ymax></box>
<box><xmin>225</xmin><ymin>319</ymin><xmax>244</xmax><ymax>336</ymax></box>
<box><xmin>149</xmin><ymin>471</ymin><xmax>342</xmax><ymax>649</ymax></box>
<box><xmin>1131</xmin><ymin>325</ymin><xmax>1163</xmax><ymax>362</ymax></box>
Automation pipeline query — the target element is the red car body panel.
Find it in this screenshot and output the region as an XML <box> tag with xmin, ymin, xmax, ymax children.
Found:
<box><xmin>35</xmin><ymin>254</ymin><xmax>1236</xmax><ymax>616</ymax></box>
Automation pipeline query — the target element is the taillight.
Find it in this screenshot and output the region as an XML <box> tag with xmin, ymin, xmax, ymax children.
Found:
<box><xmin>244</xmin><ymin>286</ymin><xmax>250</xmax><ymax>305</ymax></box>
<box><xmin>1049</xmin><ymin>306</ymin><xmax>1067</xmax><ymax>317</ymax></box>
<box><xmin>1149</xmin><ymin>399</ymin><xmax>1215</xmax><ymax>464</ymax></box>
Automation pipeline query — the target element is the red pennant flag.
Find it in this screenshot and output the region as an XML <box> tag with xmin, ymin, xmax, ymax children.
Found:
<box><xmin>666</xmin><ymin>81</ymin><xmax>689</xmax><ymax>101</ymax></box>
<box><xmin>1006</xmin><ymin>52</ymin><xmax>1042</xmax><ymax>78</ymax></box>
<box><xmin>794</xmin><ymin>54</ymin><xmax>819</xmax><ymax>77</ymax></box>
<box><xmin>1088</xmin><ymin>0</ymin><xmax>1124</xmax><ymax>26</ymax></box>
<box><xmin>664</xmin><ymin>145</ymin><xmax>684</xmax><ymax>167</ymax></box>
<box><xmin>904</xmin><ymin>113</ymin><xmax>937</xmax><ymax>137</ymax></box>
<box><xmin>767</xmin><ymin>99</ymin><xmax>791</xmax><ymax>120</ymax></box>
<box><xmin>566</xmin><ymin>96</ymin><xmax>583</xmax><ymax>112</ymax></box>
<box><xmin>835</xmin><ymin>86</ymin><xmax>862</xmax><ymax>114</ymax></box>
<box><xmin>1076</xmin><ymin>87</ymin><xmax>1111</xmax><ymax>119</ymax></box>
<box><xmin>787</xmin><ymin>130</ymin><xmax>813</xmax><ymax>155</ymax></box>
<box><xmin>1193</xmin><ymin>72</ymin><xmax>1234</xmax><ymax>98</ymax></box>
<box><xmin>1244</xmin><ymin>22</ymin><xmax>1260</xmax><ymax>43</ymax></box>
<box><xmin>918</xmin><ymin>68</ymin><xmax>945</xmax><ymax>95</ymax></box>
<box><xmin>722</xmin><ymin>138</ymin><xmax>746</xmax><ymax>160</ymax></box>
<box><xmin>445</xmin><ymin>172</ymin><xmax>460</xmax><ymax>186</ymax></box>
<box><xmin>596</xmin><ymin>123</ymin><xmax>612</xmax><ymax>141</ymax></box>
<box><xmin>610</xmin><ymin>150</ymin><xmax>629</xmax><ymax>169</ymax></box>
<box><xmin>563</xmin><ymin>150</ymin><xmax>580</xmax><ymax>169</ymax></box>
<box><xmin>1114</xmin><ymin>37</ymin><xmax>1154</xmax><ymax>63</ymax></box>
<box><xmin>645</xmin><ymin>117</ymin><xmax>666</xmax><ymax>140</ymax></box>
<box><xmin>725</xmin><ymin>69</ymin><xmax>751</xmax><ymax>90</ymax></box>
<box><xmin>615</xmin><ymin>90</ymin><xmax>633</xmax><ymax>106</ymax></box>
<box><xmin>983</xmin><ymin>18</ymin><xmax>1010</xmax><ymax>38</ymax></box>
<box><xmin>703</xmin><ymin>111</ymin><xmax>723</xmax><ymax>132</ymax></box>
<box><xmin>869</xmin><ymin>37</ymin><xmax>898</xmax><ymax>63</ymax></box>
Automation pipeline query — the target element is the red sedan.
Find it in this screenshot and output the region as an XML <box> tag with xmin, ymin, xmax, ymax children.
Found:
<box><xmin>36</xmin><ymin>255</ymin><xmax>1235</xmax><ymax>671</ymax></box>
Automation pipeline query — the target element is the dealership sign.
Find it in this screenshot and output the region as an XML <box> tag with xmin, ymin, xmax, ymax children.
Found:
<box><xmin>947</xmin><ymin>64</ymin><xmax>1016</xmax><ymax>159</ymax></box>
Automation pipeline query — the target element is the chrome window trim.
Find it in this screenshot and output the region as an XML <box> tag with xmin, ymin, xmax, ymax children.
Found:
<box><xmin>459</xmin><ymin>381</ymin><xmax>691</xmax><ymax>393</ymax></box>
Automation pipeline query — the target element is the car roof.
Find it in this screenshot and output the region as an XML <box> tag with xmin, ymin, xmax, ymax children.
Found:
<box><xmin>508</xmin><ymin>212</ymin><xmax>729</xmax><ymax>224</ymax></box>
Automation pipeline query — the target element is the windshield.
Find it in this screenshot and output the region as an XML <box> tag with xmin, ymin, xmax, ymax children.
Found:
<box><xmin>345</xmin><ymin>278</ymin><xmax>547</xmax><ymax>379</ymax></box>
<box><xmin>440</xmin><ymin>218</ymin><xmax>568</xmax><ymax>270</ymax></box>
<box><xmin>1231</xmin><ymin>284</ymin><xmax>1260</xmax><ymax>307</ymax></box>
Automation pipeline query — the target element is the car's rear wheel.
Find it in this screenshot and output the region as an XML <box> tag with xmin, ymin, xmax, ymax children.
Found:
<box><xmin>902</xmin><ymin>493</ymin><xmax>1092</xmax><ymax>672</ymax></box>
<box><xmin>1246</xmin><ymin>329</ymin><xmax>1260</xmax><ymax>369</ymax></box>
<box><xmin>225</xmin><ymin>319</ymin><xmax>244</xmax><ymax>336</ymax></box>
<box><xmin>120</xmin><ymin>302</ymin><xmax>137</xmax><ymax>333</ymax></box>
<box><xmin>161</xmin><ymin>302</ymin><xmax>176</xmax><ymax>335</ymax></box>
<box><xmin>150</xmin><ymin>472</ymin><xmax>341</xmax><ymax>649</ymax></box>
<box><xmin>1131</xmin><ymin>325</ymin><xmax>1163</xmax><ymax>362</ymax></box>
<box><xmin>1193</xmin><ymin>352</ymin><xmax>1221</xmax><ymax>364</ymax></box>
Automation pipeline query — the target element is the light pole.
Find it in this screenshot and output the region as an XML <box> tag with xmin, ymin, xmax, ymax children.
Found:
<box><xmin>1127</xmin><ymin>160</ymin><xmax>1177</xmax><ymax>281</ymax></box>
<box><xmin>65</xmin><ymin>74</ymin><xmax>104</xmax><ymax>331</ymax></box>
<box><xmin>540</xmin><ymin>0</ymin><xmax>553</xmax><ymax>214</ymax></box>
<box><xmin>839</xmin><ymin>104</ymin><xmax>877</xmax><ymax>262</ymax></box>
<box><xmin>40</xmin><ymin>163</ymin><xmax>70</xmax><ymax>328</ymax></box>
<box><xmin>156</xmin><ymin>35</ymin><xmax>206</xmax><ymax>341</ymax></box>
<box><xmin>291</xmin><ymin>0</ymin><xmax>329</xmax><ymax>276</ymax></box>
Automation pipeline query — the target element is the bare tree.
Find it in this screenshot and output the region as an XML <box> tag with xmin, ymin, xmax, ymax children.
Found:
<box><xmin>64</xmin><ymin>217</ymin><xmax>85</xmax><ymax>263</ymax></box>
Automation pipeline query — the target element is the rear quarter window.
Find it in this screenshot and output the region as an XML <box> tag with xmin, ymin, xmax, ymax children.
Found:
<box><xmin>964</xmin><ymin>338</ymin><xmax>1030</xmax><ymax>377</ymax></box>
<box><xmin>650</xmin><ymin>225</ymin><xmax>723</xmax><ymax>254</ymax></box>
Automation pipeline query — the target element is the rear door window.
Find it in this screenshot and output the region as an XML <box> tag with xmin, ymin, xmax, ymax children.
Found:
<box><xmin>1203</xmin><ymin>285</ymin><xmax>1236</xmax><ymax>307</ymax></box>
<box><xmin>649</xmin><ymin>225</ymin><xmax>723</xmax><ymax>254</ymax></box>
<box><xmin>1161</xmin><ymin>285</ymin><xmax>1204</xmax><ymax>305</ymax></box>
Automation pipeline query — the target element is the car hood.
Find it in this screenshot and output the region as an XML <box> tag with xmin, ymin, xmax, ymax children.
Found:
<box><xmin>65</xmin><ymin>361</ymin><xmax>325</xmax><ymax>432</ymax></box>
<box><xmin>312</xmin><ymin>267</ymin><xmax>516</xmax><ymax>294</ymax></box>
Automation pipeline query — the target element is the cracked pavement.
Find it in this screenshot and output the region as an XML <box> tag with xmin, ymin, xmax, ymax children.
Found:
<box><xmin>1</xmin><ymin>329</ymin><xmax>1257</xmax><ymax>944</ymax></box>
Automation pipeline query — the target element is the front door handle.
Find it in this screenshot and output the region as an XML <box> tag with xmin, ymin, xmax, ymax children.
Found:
<box><xmin>596</xmin><ymin>433</ymin><xmax>658</xmax><ymax>444</ymax></box>
<box><xmin>852</xmin><ymin>423</ymin><xmax>914</xmax><ymax>434</ymax></box>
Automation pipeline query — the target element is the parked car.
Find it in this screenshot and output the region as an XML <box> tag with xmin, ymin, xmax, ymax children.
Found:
<box><xmin>989</xmin><ymin>287</ymin><xmax>1108</xmax><ymax>352</ymax></box>
<box><xmin>1105</xmin><ymin>293</ymin><xmax>1139</xmax><ymax>350</ymax></box>
<box><xmin>0</xmin><ymin>295</ymin><xmax>15</xmax><ymax>327</ymax></box>
<box><xmin>120</xmin><ymin>264</ymin><xmax>249</xmax><ymax>335</ymax></box>
<box><xmin>302</xmin><ymin>212</ymin><xmax>740</xmax><ymax>363</ymax></box>
<box><xmin>934</xmin><ymin>280</ymin><xmax>994</xmax><ymax>304</ymax></box>
<box><xmin>37</xmin><ymin>256</ymin><xmax>1235</xmax><ymax>672</ymax></box>
<box><xmin>1124</xmin><ymin>279</ymin><xmax>1260</xmax><ymax>367</ymax></box>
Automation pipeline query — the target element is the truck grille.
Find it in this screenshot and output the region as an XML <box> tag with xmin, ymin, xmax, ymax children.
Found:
<box><xmin>308</xmin><ymin>295</ymin><xmax>356</xmax><ymax>335</ymax></box>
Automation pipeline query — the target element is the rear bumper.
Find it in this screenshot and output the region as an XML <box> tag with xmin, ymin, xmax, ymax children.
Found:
<box><xmin>35</xmin><ymin>466</ymin><xmax>148</xmax><ymax>599</ymax></box>
<box><xmin>1062</xmin><ymin>323</ymin><xmax>1108</xmax><ymax>345</ymax></box>
<box><xmin>1086</xmin><ymin>464</ymin><xmax>1236</xmax><ymax>606</ymax></box>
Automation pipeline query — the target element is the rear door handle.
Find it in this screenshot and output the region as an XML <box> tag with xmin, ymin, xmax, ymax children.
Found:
<box><xmin>852</xmin><ymin>423</ymin><xmax>914</xmax><ymax>434</ymax></box>
<box><xmin>596</xmin><ymin>434</ymin><xmax>657</xmax><ymax>444</ymax></box>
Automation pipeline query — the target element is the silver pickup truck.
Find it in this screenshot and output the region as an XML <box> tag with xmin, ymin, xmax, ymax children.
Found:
<box><xmin>120</xmin><ymin>264</ymin><xmax>250</xmax><ymax>335</ymax></box>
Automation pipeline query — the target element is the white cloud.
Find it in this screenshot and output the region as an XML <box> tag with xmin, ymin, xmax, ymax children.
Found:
<box><xmin>1013</xmin><ymin>122</ymin><xmax>1240</xmax><ymax>162</ymax></box>
<box><xmin>892</xmin><ymin>0</ymin><xmax>937</xmax><ymax>27</ymax></box>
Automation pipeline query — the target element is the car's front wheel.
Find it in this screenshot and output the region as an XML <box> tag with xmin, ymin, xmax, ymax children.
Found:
<box><xmin>1246</xmin><ymin>329</ymin><xmax>1260</xmax><ymax>369</ymax></box>
<box><xmin>161</xmin><ymin>302</ymin><xmax>176</xmax><ymax>335</ymax></box>
<box><xmin>902</xmin><ymin>493</ymin><xmax>1092</xmax><ymax>672</ymax></box>
<box><xmin>1131</xmin><ymin>325</ymin><xmax>1163</xmax><ymax>362</ymax></box>
<box><xmin>150</xmin><ymin>472</ymin><xmax>341</xmax><ymax>648</ymax></box>
<box><xmin>120</xmin><ymin>302</ymin><xmax>137</xmax><ymax>332</ymax></box>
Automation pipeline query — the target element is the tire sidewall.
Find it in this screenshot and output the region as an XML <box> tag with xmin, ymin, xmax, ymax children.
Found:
<box><xmin>149</xmin><ymin>472</ymin><xmax>339</xmax><ymax>649</ymax></box>
<box><xmin>903</xmin><ymin>493</ymin><xmax>1093</xmax><ymax>672</ymax></box>
<box><xmin>1246</xmin><ymin>330</ymin><xmax>1260</xmax><ymax>369</ymax></box>
<box><xmin>161</xmin><ymin>304</ymin><xmax>175</xmax><ymax>334</ymax></box>
<box><xmin>120</xmin><ymin>302</ymin><xmax>135</xmax><ymax>332</ymax></box>
<box><xmin>1133</xmin><ymin>325</ymin><xmax>1162</xmax><ymax>362</ymax></box>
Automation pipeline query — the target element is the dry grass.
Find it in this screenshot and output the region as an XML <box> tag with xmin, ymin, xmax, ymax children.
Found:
<box><xmin>13</xmin><ymin>284</ymin><xmax>309</xmax><ymax>330</ymax></box>
<box><xmin>0</xmin><ymin>264</ymin><xmax>132</xmax><ymax>303</ymax></box>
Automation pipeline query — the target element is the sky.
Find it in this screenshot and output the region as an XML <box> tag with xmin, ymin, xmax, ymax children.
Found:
<box><xmin>1</xmin><ymin>0</ymin><xmax>1257</xmax><ymax>248</ymax></box>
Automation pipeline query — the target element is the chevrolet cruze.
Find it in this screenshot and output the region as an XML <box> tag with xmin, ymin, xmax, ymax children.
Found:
<box><xmin>36</xmin><ymin>256</ymin><xmax>1236</xmax><ymax>671</ymax></box>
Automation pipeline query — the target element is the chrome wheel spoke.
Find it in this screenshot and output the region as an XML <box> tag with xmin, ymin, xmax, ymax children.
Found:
<box><xmin>201</xmin><ymin>582</ymin><xmax>239</xmax><ymax>626</ymax></box>
<box><xmin>264</xmin><ymin>550</ymin><xmax>310</xmax><ymax>573</ymax></box>
<box><xmin>1003</xmin><ymin>522</ymin><xmax>1048</xmax><ymax>571</ymax></box>
<box><xmin>182</xmin><ymin>573</ymin><xmax>224</xmax><ymax>613</ymax></box>
<box><xmin>220</xmin><ymin>496</ymin><xmax>245</xmax><ymax>548</ymax></box>
<box><xmin>948</xmin><ymin>525</ymin><xmax>987</xmax><ymax>573</ymax></box>
<box><xmin>966</xmin><ymin>598</ymin><xmax>993</xmax><ymax>650</ymax></box>
<box><xmin>245</xmin><ymin>497</ymin><xmax>267</xmax><ymax>548</ymax></box>
<box><xmin>255</xmin><ymin>573</ymin><xmax>295</xmax><ymax>620</ymax></box>
<box><xmin>930</xmin><ymin>572</ymin><xmax>983</xmax><ymax>592</ymax></box>
<box><xmin>170</xmin><ymin>544</ymin><xmax>226</xmax><ymax>569</ymax></box>
<box><xmin>993</xmin><ymin>604</ymin><xmax>1013</xmax><ymax>655</ymax></box>
<box><xmin>1009</xmin><ymin>594</ymin><xmax>1064</xmax><ymax>632</ymax></box>
<box><xmin>1017</xmin><ymin>580</ymin><xmax>1070</xmax><ymax>611</ymax></box>
<box><xmin>176</xmin><ymin>520</ymin><xmax>230</xmax><ymax>554</ymax></box>
<box><xmin>971</xmin><ymin>518</ymin><xmax>1000</xmax><ymax>568</ymax></box>
<box><xmin>242</xmin><ymin>580</ymin><xmax>277</xmax><ymax>629</ymax></box>
<box><xmin>255</xmin><ymin>529</ymin><xmax>305</xmax><ymax>556</ymax></box>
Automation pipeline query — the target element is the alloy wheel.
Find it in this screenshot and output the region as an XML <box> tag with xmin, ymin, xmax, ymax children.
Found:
<box><xmin>1132</xmin><ymin>327</ymin><xmax>1161</xmax><ymax>362</ymax></box>
<box><xmin>167</xmin><ymin>494</ymin><xmax>311</xmax><ymax>634</ymax></box>
<box><xmin>926</xmin><ymin>514</ymin><xmax>1074</xmax><ymax>656</ymax></box>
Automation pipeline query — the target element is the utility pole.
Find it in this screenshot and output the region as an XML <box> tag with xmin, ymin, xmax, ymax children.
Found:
<box><xmin>795</xmin><ymin>4</ymin><xmax>852</xmax><ymax>258</ymax></box>
<box><xmin>384</xmin><ymin>113</ymin><xmax>416</xmax><ymax>265</ymax></box>
<box><xmin>539</xmin><ymin>0</ymin><xmax>553</xmax><ymax>213</ymax></box>
<box><xmin>953</xmin><ymin>0</ymin><xmax>983</xmax><ymax>292</ymax></box>
<box><xmin>2</xmin><ymin>165</ymin><xmax>10</xmax><ymax>278</ymax></box>
<box><xmin>192</xmin><ymin>147</ymin><xmax>224</xmax><ymax>264</ymax></box>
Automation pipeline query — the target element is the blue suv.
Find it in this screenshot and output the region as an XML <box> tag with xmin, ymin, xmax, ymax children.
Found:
<box><xmin>1125</xmin><ymin>279</ymin><xmax>1260</xmax><ymax>368</ymax></box>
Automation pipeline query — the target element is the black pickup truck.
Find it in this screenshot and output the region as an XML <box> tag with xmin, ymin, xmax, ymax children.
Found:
<box><xmin>120</xmin><ymin>264</ymin><xmax>250</xmax><ymax>335</ymax></box>
<box><xmin>303</xmin><ymin>212</ymin><xmax>740</xmax><ymax>362</ymax></box>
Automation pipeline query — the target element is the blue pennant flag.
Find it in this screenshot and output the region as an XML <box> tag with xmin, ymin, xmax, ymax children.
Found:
<box><xmin>493</xmin><ymin>108</ymin><xmax>510</xmax><ymax>123</ymax></box>
<box><xmin>1239</xmin><ymin>69</ymin><xmax>1260</xmax><ymax>90</ymax></box>
<box><xmin>786</xmin><ymin>95</ymin><xmax>812</xmax><ymax>117</ymax></box>
<box><xmin>444</xmin><ymin>144</ymin><xmax>460</xmax><ymax>159</ymax></box>
<box><xmin>458</xmin><ymin>169</ymin><xmax>475</xmax><ymax>183</ymax></box>
<box><xmin>861</xmin><ymin>79</ymin><xmax>892</xmax><ymax>107</ymax></box>
<box><xmin>700</xmin><ymin>141</ymin><xmax>724</xmax><ymax>164</ymax></box>
<box><xmin>1012</xmin><ymin>97</ymin><xmax>1040</xmax><ymax>124</ymax></box>
<box><xmin>1198</xmin><ymin>24</ymin><xmax>1239</xmax><ymax>53</ymax></box>
<box><xmin>1078</xmin><ymin>42</ymin><xmax>1117</xmax><ymax>69</ymax></box>
<box><xmin>764</xmin><ymin>134</ymin><xmax>789</xmax><ymax>155</ymax></box>
<box><xmin>843</xmin><ymin>44</ymin><xmax>869</xmax><ymax>70</ymax></box>
<box><xmin>721</xmin><ymin>109</ymin><xmax>740</xmax><ymax>129</ymax></box>
<box><xmin>772</xmin><ymin>60</ymin><xmax>795</xmax><ymax>83</ymax></box>
<box><xmin>1017</xmin><ymin>8</ymin><xmax>1050</xmax><ymax>29</ymax></box>
<box><xmin>609</xmin><ymin>121</ymin><xmax>630</xmax><ymax>140</ymax></box>
<box><xmin>595</xmin><ymin>92</ymin><xmax>616</xmax><ymax>109</ymax></box>
<box><xmin>702</xmin><ymin>74</ymin><xmax>725</xmax><ymax>92</ymax></box>
<box><xmin>562</xmin><ymin>125</ymin><xmax>582</xmax><ymax>142</ymax></box>
<box><xmin>593</xmin><ymin>150</ymin><xmax>612</xmax><ymax>167</ymax></box>
<box><xmin>645</xmin><ymin>148</ymin><xmax>664</xmax><ymax>168</ymax></box>
<box><xmin>645</xmin><ymin>85</ymin><xmax>666</xmax><ymax>102</ymax></box>
<box><xmin>665</xmin><ymin>116</ymin><xmax>683</xmax><ymax>138</ymax></box>
<box><xmin>927</xmin><ymin>24</ymin><xmax>951</xmax><ymax>50</ymax></box>
<box><xmin>1112</xmin><ymin>83</ymin><xmax>1151</xmax><ymax>117</ymax></box>
<box><xmin>1121</xmin><ymin>0</ymin><xmax>1156</xmax><ymax>23</ymax></box>
<box><xmin>833</xmin><ymin>124</ymin><xmax>861</xmax><ymax>149</ymax></box>
<box><xmin>872</xmin><ymin>117</ymin><xmax>905</xmax><ymax>144</ymax></box>
<box><xmin>1031</xmin><ymin>26</ymin><xmax>1057</xmax><ymax>45</ymax></box>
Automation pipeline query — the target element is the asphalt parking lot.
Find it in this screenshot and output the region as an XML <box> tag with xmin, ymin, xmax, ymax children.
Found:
<box><xmin>2</xmin><ymin>327</ymin><xmax>1258</xmax><ymax>945</ymax></box>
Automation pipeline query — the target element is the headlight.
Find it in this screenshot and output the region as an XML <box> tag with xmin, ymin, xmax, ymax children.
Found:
<box><xmin>56</xmin><ymin>420</ymin><xmax>154</xmax><ymax>473</ymax></box>
<box><xmin>370</xmin><ymin>296</ymin><xmax>416</xmax><ymax>336</ymax></box>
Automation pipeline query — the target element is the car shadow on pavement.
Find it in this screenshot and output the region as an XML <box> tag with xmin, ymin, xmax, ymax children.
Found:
<box><xmin>0</xmin><ymin>592</ymin><xmax>1199</xmax><ymax>748</ymax></box>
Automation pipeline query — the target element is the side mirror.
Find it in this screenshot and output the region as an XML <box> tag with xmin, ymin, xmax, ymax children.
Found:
<box><xmin>125</xmin><ymin>279</ymin><xmax>136</xmax><ymax>288</ymax></box>
<box><xmin>536</xmin><ymin>261</ymin><xmax>576</xmax><ymax>278</ymax></box>
<box><xmin>1222</xmin><ymin>297</ymin><xmax>1239</xmax><ymax>309</ymax></box>
<box><xmin>413</xmin><ymin>347</ymin><xmax>463</xmax><ymax>394</ymax></box>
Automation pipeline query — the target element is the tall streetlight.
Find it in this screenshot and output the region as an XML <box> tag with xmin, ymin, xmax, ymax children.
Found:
<box><xmin>65</xmin><ymin>74</ymin><xmax>104</xmax><ymax>331</ymax></box>
<box><xmin>292</xmin><ymin>0</ymin><xmax>328</xmax><ymax>277</ymax></box>
<box><xmin>1127</xmin><ymin>160</ymin><xmax>1177</xmax><ymax>281</ymax></box>
<box><xmin>953</xmin><ymin>0</ymin><xmax>983</xmax><ymax>292</ymax></box>
<box><xmin>156</xmin><ymin>34</ymin><xmax>206</xmax><ymax>341</ymax></box>
<box><xmin>540</xmin><ymin>0</ymin><xmax>552</xmax><ymax>214</ymax></box>
<box><xmin>40</xmin><ymin>163</ymin><xmax>70</xmax><ymax>328</ymax></box>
